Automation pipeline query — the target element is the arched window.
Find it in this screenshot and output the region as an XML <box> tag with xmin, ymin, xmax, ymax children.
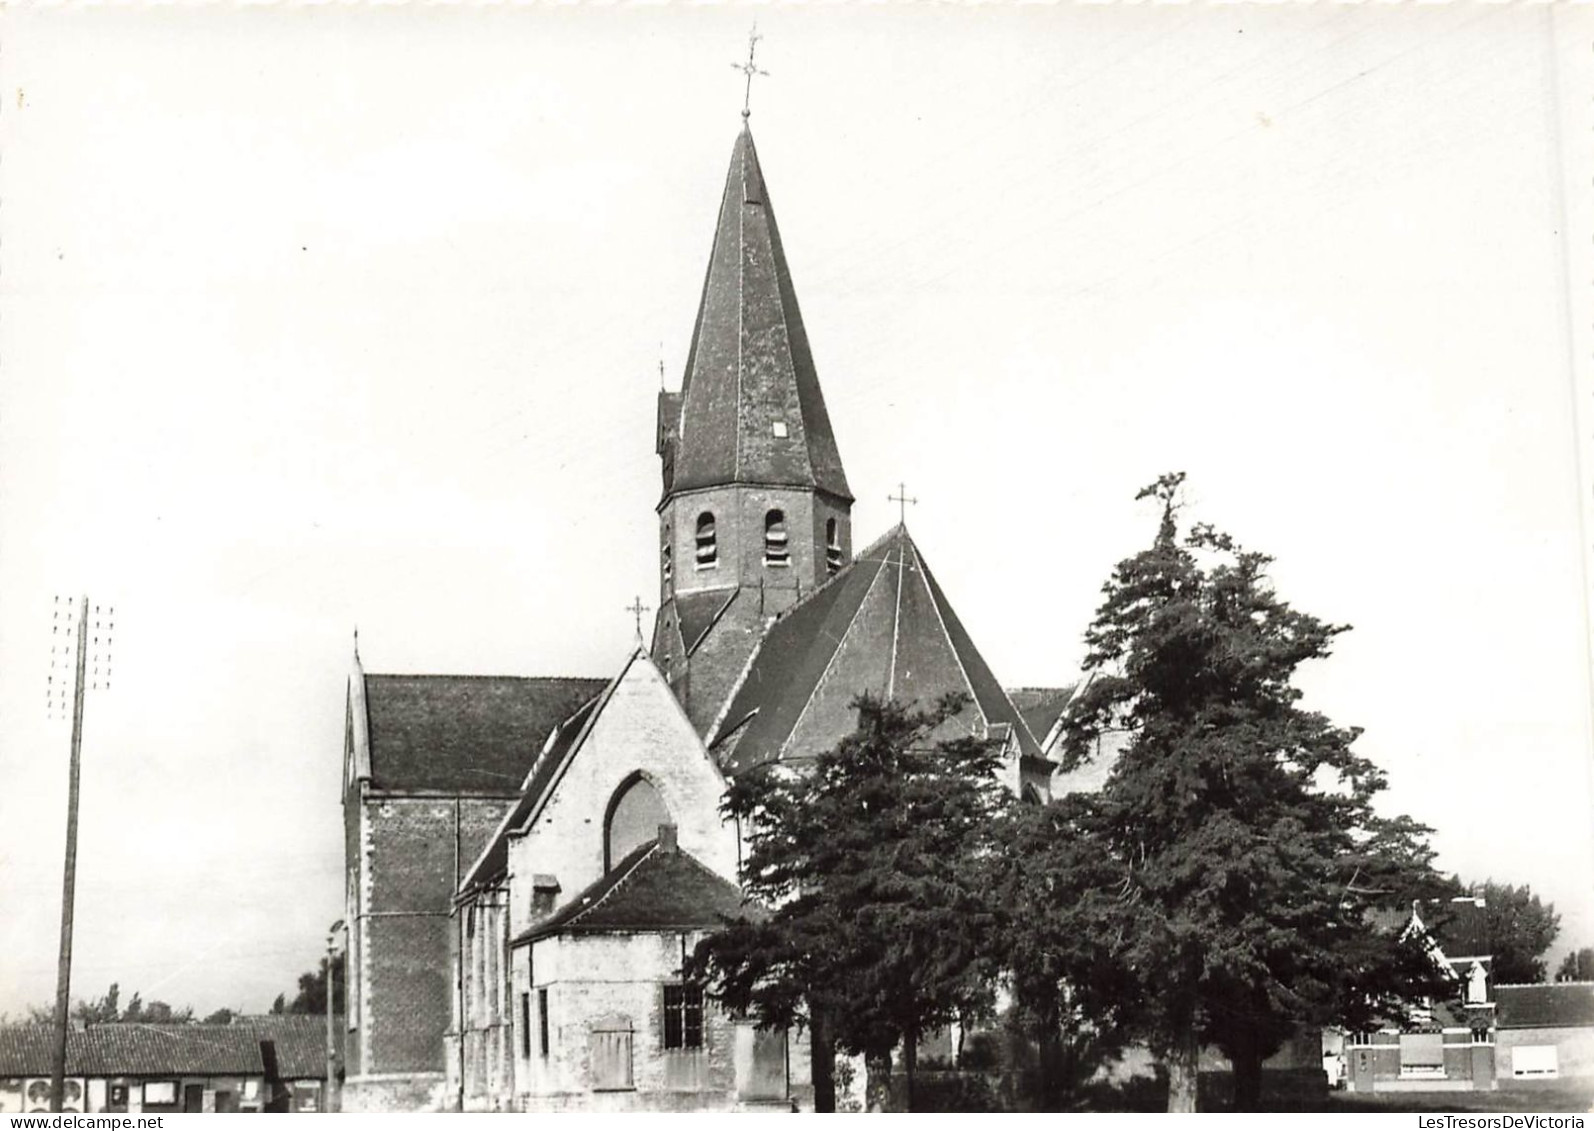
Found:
<box><xmin>604</xmin><ymin>773</ymin><xmax>671</xmax><ymax>871</ymax></box>
<box><xmin>661</xmin><ymin>533</ymin><xmax>673</xmax><ymax>586</ymax></box>
<box><xmin>694</xmin><ymin>513</ymin><xmax>717</xmax><ymax>568</ymax></box>
<box><xmin>764</xmin><ymin>509</ymin><xmax>789</xmax><ymax>566</ymax></box>
<box><xmin>825</xmin><ymin>518</ymin><xmax>843</xmax><ymax>574</ymax></box>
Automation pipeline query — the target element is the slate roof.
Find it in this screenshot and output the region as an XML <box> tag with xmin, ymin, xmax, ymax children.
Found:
<box><xmin>1496</xmin><ymin>983</ymin><xmax>1594</xmax><ymax>1030</ymax></box>
<box><xmin>710</xmin><ymin>524</ymin><xmax>1044</xmax><ymax>774</ymax></box>
<box><xmin>664</xmin><ymin>126</ymin><xmax>850</xmax><ymax>502</ymax></box>
<box><xmin>362</xmin><ymin>674</ymin><xmax>605</xmax><ymax>794</ymax></box>
<box><xmin>675</xmin><ymin>588</ymin><xmax>738</xmax><ymax>657</ymax></box>
<box><xmin>1007</xmin><ymin>685</ymin><xmax>1076</xmax><ymax>747</ymax></box>
<box><xmin>1419</xmin><ymin>898</ymin><xmax>1491</xmax><ymax>960</ymax></box>
<box><xmin>0</xmin><ymin>1021</ymin><xmax>325</xmax><ymax>1078</ymax></box>
<box><xmin>458</xmin><ymin>692</ymin><xmax>606</xmax><ymax>890</ymax></box>
<box><xmin>512</xmin><ymin>838</ymin><xmax>753</xmax><ymax>945</ymax></box>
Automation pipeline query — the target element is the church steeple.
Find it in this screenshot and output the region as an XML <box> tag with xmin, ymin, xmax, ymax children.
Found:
<box><xmin>653</xmin><ymin>125</ymin><xmax>854</xmax><ymax>734</ymax></box>
<box><xmin>660</xmin><ymin>126</ymin><xmax>851</xmax><ymax>502</ymax></box>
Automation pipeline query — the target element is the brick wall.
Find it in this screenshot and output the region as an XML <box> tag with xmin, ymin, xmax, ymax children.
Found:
<box><xmin>351</xmin><ymin>794</ymin><xmax>515</xmax><ymax>1089</ymax></box>
<box><xmin>659</xmin><ymin>484</ymin><xmax>851</xmax><ymax>734</ymax></box>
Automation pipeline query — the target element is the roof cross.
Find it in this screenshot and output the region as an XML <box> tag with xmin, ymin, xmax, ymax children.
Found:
<box><xmin>888</xmin><ymin>482</ymin><xmax>918</xmax><ymax>526</ymax></box>
<box><xmin>732</xmin><ymin>26</ymin><xmax>768</xmax><ymax>121</ymax></box>
<box><xmin>625</xmin><ymin>595</ymin><xmax>652</xmax><ymax>644</ymax></box>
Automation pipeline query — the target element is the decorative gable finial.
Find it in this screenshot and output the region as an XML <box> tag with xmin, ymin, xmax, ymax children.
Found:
<box><xmin>732</xmin><ymin>25</ymin><xmax>767</xmax><ymax>121</ymax></box>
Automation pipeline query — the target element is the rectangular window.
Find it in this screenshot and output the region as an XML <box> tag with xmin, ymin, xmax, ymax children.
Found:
<box><xmin>142</xmin><ymin>1082</ymin><xmax>177</xmax><ymax>1106</ymax></box>
<box><xmin>1399</xmin><ymin>1032</ymin><xmax>1445</xmax><ymax>1077</ymax></box>
<box><xmin>521</xmin><ymin>992</ymin><xmax>532</xmax><ymax>1059</ymax></box>
<box><xmin>663</xmin><ymin>983</ymin><xmax>704</xmax><ymax>1050</ymax></box>
<box><xmin>538</xmin><ymin>988</ymin><xmax>550</xmax><ymax>1057</ymax></box>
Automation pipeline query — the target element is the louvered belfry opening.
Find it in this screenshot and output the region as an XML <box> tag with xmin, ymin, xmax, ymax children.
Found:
<box><xmin>694</xmin><ymin>512</ymin><xmax>717</xmax><ymax>567</ymax></box>
<box><xmin>764</xmin><ymin>510</ymin><xmax>789</xmax><ymax>566</ymax></box>
<box><xmin>825</xmin><ymin>517</ymin><xmax>843</xmax><ymax>574</ymax></box>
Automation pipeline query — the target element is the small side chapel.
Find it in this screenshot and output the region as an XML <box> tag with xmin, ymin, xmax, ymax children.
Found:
<box><xmin>339</xmin><ymin>113</ymin><xmax>1066</xmax><ymax>1113</ymax></box>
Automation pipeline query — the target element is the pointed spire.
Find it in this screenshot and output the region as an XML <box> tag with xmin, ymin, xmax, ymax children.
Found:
<box><xmin>667</xmin><ymin>128</ymin><xmax>852</xmax><ymax>502</ymax></box>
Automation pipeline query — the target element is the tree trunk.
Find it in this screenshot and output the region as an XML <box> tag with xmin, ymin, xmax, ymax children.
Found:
<box><xmin>1039</xmin><ymin>1028</ymin><xmax>1063</xmax><ymax>1110</ymax></box>
<box><xmin>1230</xmin><ymin>1047</ymin><xmax>1263</xmax><ymax>1112</ymax></box>
<box><xmin>865</xmin><ymin>1049</ymin><xmax>894</xmax><ymax>1113</ymax></box>
<box><xmin>810</xmin><ymin>1010</ymin><xmax>836</xmax><ymax>1113</ymax></box>
<box><xmin>1165</xmin><ymin>1026</ymin><xmax>1200</xmax><ymax>1113</ymax></box>
<box><xmin>904</xmin><ymin>1033</ymin><xmax>918</xmax><ymax>1112</ymax></box>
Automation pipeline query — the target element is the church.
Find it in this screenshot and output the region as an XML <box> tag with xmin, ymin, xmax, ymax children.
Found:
<box><xmin>337</xmin><ymin>116</ymin><xmax>1069</xmax><ymax>1112</ymax></box>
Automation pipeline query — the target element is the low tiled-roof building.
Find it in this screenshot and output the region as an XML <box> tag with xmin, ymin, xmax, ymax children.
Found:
<box><xmin>1494</xmin><ymin>983</ymin><xmax>1594</xmax><ymax>1083</ymax></box>
<box><xmin>0</xmin><ymin>1019</ymin><xmax>327</xmax><ymax>1114</ymax></box>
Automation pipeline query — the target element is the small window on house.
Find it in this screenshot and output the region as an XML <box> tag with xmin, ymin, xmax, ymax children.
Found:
<box><xmin>142</xmin><ymin>1082</ymin><xmax>178</xmax><ymax>1107</ymax></box>
<box><xmin>522</xmin><ymin>992</ymin><xmax>533</xmax><ymax>1059</ymax></box>
<box><xmin>826</xmin><ymin>518</ymin><xmax>843</xmax><ymax>574</ymax></box>
<box><xmin>764</xmin><ymin>510</ymin><xmax>789</xmax><ymax>566</ymax></box>
<box><xmin>663</xmin><ymin>983</ymin><xmax>705</xmax><ymax>1050</ymax></box>
<box><xmin>695</xmin><ymin>513</ymin><xmax>717</xmax><ymax>568</ymax></box>
<box><xmin>538</xmin><ymin>988</ymin><xmax>550</xmax><ymax>1058</ymax></box>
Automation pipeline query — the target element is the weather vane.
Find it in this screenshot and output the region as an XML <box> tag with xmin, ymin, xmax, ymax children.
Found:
<box><xmin>732</xmin><ymin>26</ymin><xmax>768</xmax><ymax>121</ymax></box>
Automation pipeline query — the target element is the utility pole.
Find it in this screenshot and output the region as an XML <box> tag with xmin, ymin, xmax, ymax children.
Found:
<box><xmin>49</xmin><ymin>596</ymin><xmax>89</xmax><ymax>1114</ymax></box>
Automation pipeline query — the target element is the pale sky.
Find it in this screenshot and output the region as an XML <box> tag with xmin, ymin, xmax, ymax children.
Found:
<box><xmin>1</xmin><ymin>4</ymin><xmax>1591</xmax><ymax>1018</ymax></box>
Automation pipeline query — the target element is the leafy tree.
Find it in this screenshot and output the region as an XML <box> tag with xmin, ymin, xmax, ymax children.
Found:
<box><xmin>1557</xmin><ymin>947</ymin><xmax>1594</xmax><ymax>982</ymax></box>
<box><xmin>690</xmin><ymin>694</ymin><xmax>1005</xmax><ymax>1112</ymax></box>
<box><xmin>74</xmin><ymin>984</ymin><xmax>121</xmax><ymax>1025</ymax></box>
<box><xmin>271</xmin><ymin>953</ymin><xmax>346</xmax><ymax>1016</ymax></box>
<box><xmin>1055</xmin><ymin>473</ymin><xmax>1451</xmax><ymax>1111</ymax></box>
<box><xmin>202</xmin><ymin>1008</ymin><xmax>237</xmax><ymax>1025</ymax></box>
<box><xmin>122</xmin><ymin>996</ymin><xmax>193</xmax><ymax>1024</ymax></box>
<box><xmin>1473</xmin><ymin>881</ymin><xmax>1559</xmax><ymax>984</ymax></box>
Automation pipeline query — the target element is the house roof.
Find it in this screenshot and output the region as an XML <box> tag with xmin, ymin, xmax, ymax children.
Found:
<box><xmin>513</xmin><ymin>837</ymin><xmax>752</xmax><ymax>945</ymax></box>
<box><xmin>361</xmin><ymin>674</ymin><xmax>606</xmax><ymax>794</ymax></box>
<box><xmin>664</xmin><ymin>126</ymin><xmax>851</xmax><ymax>502</ymax></box>
<box><xmin>1496</xmin><ymin>983</ymin><xmax>1594</xmax><ymax>1030</ymax></box>
<box><xmin>232</xmin><ymin>1016</ymin><xmax>326</xmax><ymax>1079</ymax></box>
<box><xmin>709</xmin><ymin>524</ymin><xmax>1044</xmax><ymax>774</ymax></box>
<box><xmin>0</xmin><ymin>1021</ymin><xmax>325</xmax><ymax>1079</ymax></box>
<box><xmin>1418</xmin><ymin>897</ymin><xmax>1491</xmax><ymax>961</ymax></box>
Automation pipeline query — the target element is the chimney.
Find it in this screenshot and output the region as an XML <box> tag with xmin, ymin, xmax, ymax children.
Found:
<box><xmin>658</xmin><ymin>824</ymin><xmax>678</xmax><ymax>853</ymax></box>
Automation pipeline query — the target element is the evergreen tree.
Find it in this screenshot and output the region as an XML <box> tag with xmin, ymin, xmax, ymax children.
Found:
<box><xmin>690</xmin><ymin>694</ymin><xmax>1005</xmax><ymax>1112</ymax></box>
<box><xmin>1056</xmin><ymin>473</ymin><xmax>1450</xmax><ymax>1111</ymax></box>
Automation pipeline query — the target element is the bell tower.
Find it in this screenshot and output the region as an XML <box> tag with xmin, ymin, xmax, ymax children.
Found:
<box><xmin>652</xmin><ymin>124</ymin><xmax>853</xmax><ymax>734</ymax></box>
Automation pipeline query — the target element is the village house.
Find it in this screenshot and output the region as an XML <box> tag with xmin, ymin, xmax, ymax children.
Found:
<box><xmin>1340</xmin><ymin>897</ymin><xmax>1499</xmax><ymax>1095</ymax></box>
<box><xmin>0</xmin><ymin>1017</ymin><xmax>326</xmax><ymax>1114</ymax></box>
<box><xmin>1494</xmin><ymin>981</ymin><xmax>1594</xmax><ymax>1086</ymax></box>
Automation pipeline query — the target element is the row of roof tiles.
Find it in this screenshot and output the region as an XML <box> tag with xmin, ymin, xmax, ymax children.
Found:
<box><xmin>0</xmin><ymin>1018</ymin><xmax>326</xmax><ymax>1080</ymax></box>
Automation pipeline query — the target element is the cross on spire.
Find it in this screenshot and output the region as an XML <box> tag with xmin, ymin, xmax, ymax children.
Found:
<box><xmin>888</xmin><ymin>482</ymin><xmax>918</xmax><ymax>526</ymax></box>
<box><xmin>625</xmin><ymin>595</ymin><xmax>652</xmax><ymax>644</ymax></box>
<box><xmin>732</xmin><ymin>26</ymin><xmax>768</xmax><ymax>121</ymax></box>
